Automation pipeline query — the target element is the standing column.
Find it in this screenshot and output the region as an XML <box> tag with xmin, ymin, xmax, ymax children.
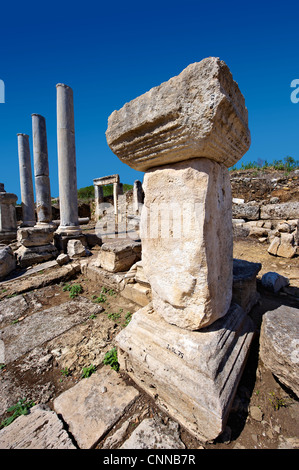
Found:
<box><xmin>32</xmin><ymin>114</ymin><xmax>52</xmax><ymax>225</ymax></box>
<box><xmin>17</xmin><ymin>133</ymin><xmax>36</xmax><ymax>227</ymax></box>
<box><xmin>94</xmin><ymin>184</ymin><xmax>104</xmax><ymax>220</ymax></box>
<box><xmin>56</xmin><ymin>83</ymin><xmax>81</xmax><ymax>235</ymax></box>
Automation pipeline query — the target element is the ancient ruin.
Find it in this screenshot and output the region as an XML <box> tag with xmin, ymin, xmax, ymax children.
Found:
<box><xmin>0</xmin><ymin>184</ymin><xmax>17</xmax><ymax>244</ymax></box>
<box><xmin>0</xmin><ymin>59</ymin><xmax>298</xmax><ymax>450</ymax></box>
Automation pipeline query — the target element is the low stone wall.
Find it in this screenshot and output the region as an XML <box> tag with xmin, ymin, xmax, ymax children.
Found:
<box><xmin>233</xmin><ymin>200</ymin><xmax>299</xmax><ymax>258</ymax></box>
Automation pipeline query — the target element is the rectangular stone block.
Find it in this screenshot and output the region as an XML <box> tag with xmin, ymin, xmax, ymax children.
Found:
<box><xmin>116</xmin><ymin>302</ymin><xmax>254</xmax><ymax>442</ymax></box>
<box><xmin>140</xmin><ymin>158</ymin><xmax>233</xmax><ymax>330</ymax></box>
<box><xmin>53</xmin><ymin>368</ymin><xmax>139</xmax><ymax>449</ymax></box>
<box><xmin>106</xmin><ymin>57</ymin><xmax>250</xmax><ymax>171</ymax></box>
<box><xmin>99</xmin><ymin>239</ymin><xmax>141</xmax><ymax>273</ymax></box>
<box><xmin>17</xmin><ymin>226</ymin><xmax>55</xmax><ymax>247</ymax></box>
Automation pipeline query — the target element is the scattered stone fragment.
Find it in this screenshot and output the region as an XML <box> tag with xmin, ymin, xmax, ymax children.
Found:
<box><xmin>0</xmin><ymin>405</ymin><xmax>76</xmax><ymax>449</ymax></box>
<box><xmin>53</xmin><ymin>368</ymin><xmax>139</xmax><ymax>449</ymax></box>
<box><xmin>0</xmin><ymin>245</ymin><xmax>16</xmax><ymax>280</ymax></box>
<box><xmin>250</xmin><ymin>406</ymin><xmax>263</xmax><ymax>422</ymax></box>
<box><xmin>261</xmin><ymin>272</ymin><xmax>289</xmax><ymax>293</ymax></box>
<box><xmin>260</xmin><ymin>305</ymin><xmax>299</xmax><ymax>398</ymax></box>
<box><xmin>120</xmin><ymin>417</ymin><xmax>185</xmax><ymax>449</ymax></box>
<box><xmin>67</xmin><ymin>239</ymin><xmax>88</xmax><ymax>258</ymax></box>
<box><xmin>56</xmin><ymin>253</ymin><xmax>70</xmax><ymax>266</ymax></box>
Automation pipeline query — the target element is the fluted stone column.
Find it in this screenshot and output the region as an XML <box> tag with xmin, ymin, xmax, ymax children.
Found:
<box><xmin>17</xmin><ymin>133</ymin><xmax>36</xmax><ymax>227</ymax></box>
<box><xmin>56</xmin><ymin>83</ymin><xmax>81</xmax><ymax>236</ymax></box>
<box><xmin>32</xmin><ymin>114</ymin><xmax>52</xmax><ymax>225</ymax></box>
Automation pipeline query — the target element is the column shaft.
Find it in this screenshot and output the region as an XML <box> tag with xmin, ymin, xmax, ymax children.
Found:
<box><xmin>17</xmin><ymin>133</ymin><xmax>35</xmax><ymax>227</ymax></box>
<box><xmin>32</xmin><ymin>114</ymin><xmax>52</xmax><ymax>224</ymax></box>
<box><xmin>56</xmin><ymin>84</ymin><xmax>80</xmax><ymax>234</ymax></box>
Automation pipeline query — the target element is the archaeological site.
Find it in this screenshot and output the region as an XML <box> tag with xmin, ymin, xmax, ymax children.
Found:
<box><xmin>0</xmin><ymin>57</ymin><xmax>298</xmax><ymax>451</ymax></box>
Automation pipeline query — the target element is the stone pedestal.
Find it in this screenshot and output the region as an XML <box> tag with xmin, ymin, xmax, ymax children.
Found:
<box><xmin>17</xmin><ymin>134</ymin><xmax>36</xmax><ymax>227</ymax></box>
<box><xmin>16</xmin><ymin>225</ymin><xmax>58</xmax><ymax>268</ymax></box>
<box><xmin>107</xmin><ymin>57</ymin><xmax>252</xmax><ymax>441</ymax></box>
<box><xmin>0</xmin><ymin>186</ymin><xmax>18</xmax><ymax>243</ymax></box>
<box><xmin>117</xmin><ymin>303</ymin><xmax>254</xmax><ymax>442</ymax></box>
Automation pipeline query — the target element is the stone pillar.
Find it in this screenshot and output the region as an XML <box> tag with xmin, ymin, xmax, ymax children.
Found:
<box><xmin>94</xmin><ymin>184</ymin><xmax>104</xmax><ymax>220</ymax></box>
<box><xmin>32</xmin><ymin>114</ymin><xmax>52</xmax><ymax>225</ymax></box>
<box><xmin>56</xmin><ymin>84</ymin><xmax>81</xmax><ymax>236</ymax></box>
<box><xmin>106</xmin><ymin>57</ymin><xmax>254</xmax><ymax>442</ymax></box>
<box><xmin>133</xmin><ymin>180</ymin><xmax>144</xmax><ymax>215</ymax></box>
<box><xmin>0</xmin><ymin>184</ymin><xmax>18</xmax><ymax>243</ymax></box>
<box><xmin>17</xmin><ymin>133</ymin><xmax>36</xmax><ymax>227</ymax></box>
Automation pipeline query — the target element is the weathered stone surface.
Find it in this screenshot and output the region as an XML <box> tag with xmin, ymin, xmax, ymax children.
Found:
<box><xmin>260</xmin><ymin>202</ymin><xmax>299</xmax><ymax>220</ymax></box>
<box><xmin>53</xmin><ymin>368</ymin><xmax>139</xmax><ymax>449</ymax></box>
<box><xmin>56</xmin><ymin>253</ymin><xmax>70</xmax><ymax>266</ymax></box>
<box><xmin>121</xmin><ymin>282</ymin><xmax>152</xmax><ymax>307</ymax></box>
<box><xmin>260</xmin><ymin>306</ymin><xmax>299</xmax><ymax>397</ymax></box>
<box><xmin>116</xmin><ymin>302</ymin><xmax>254</xmax><ymax>442</ymax></box>
<box><xmin>106</xmin><ymin>57</ymin><xmax>250</xmax><ymax>171</ymax></box>
<box><xmin>0</xmin><ymin>298</ymin><xmax>103</xmax><ymax>364</ymax></box>
<box><xmin>268</xmin><ymin>236</ymin><xmax>281</xmax><ymax>256</ymax></box>
<box><xmin>232</xmin><ymin>259</ymin><xmax>261</xmax><ymax>314</ymax></box>
<box><xmin>67</xmin><ymin>239</ymin><xmax>88</xmax><ymax>258</ymax></box>
<box><xmin>120</xmin><ymin>417</ymin><xmax>185</xmax><ymax>449</ymax></box>
<box><xmin>16</xmin><ymin>244</ymin><xmax>58</xmax><ymax>268</ymax></box>
<box><xmin>141</xmin><ymin>158</ymin><xmax>233</xmax><ymax>330</ymax></box>
<box><xmin>0</xmin><ymin>405</ymin><xmax>76</xmax><ymax>449</ymax></box>
<box><xmin>0</xmin><ymin>245</ymin><xmax>16</xmax><ymax>280</ymax></box>
<box><xmin>99</xmin><ymin>239</ymin><xmax>141</xmax><ymax>273</ymax></box>
<box><xmin>0</xmin><ymin>295</ymin><xmax>28</xmax><ymax>326</ymax></box>
<box><xmin>261</xmin><ymin>272</ymin><xmax>289</xmax><ymax>293</ymax></box>
<box><xmin>277</xmin><ymin>232</ymin><xmax>296</xmax><ymax>258</ymax></box>
<box><xmin>17</xmin><ymin>226</ymin><xmax>55</xmax><ymax>247</ymax></box>
<box><xmin>0</xmin><ymin>190</ymin><xmax>18</xmax><ymax>243</ymax></box>
<box><xmin>232</xmin><ymin>203</ymin><xmax>260</xmax><ymax>220</ymax></box>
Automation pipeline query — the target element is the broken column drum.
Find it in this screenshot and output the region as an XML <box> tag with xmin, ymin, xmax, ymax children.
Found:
<box><xmin>17</xmin><ymin>133</ymin><xmax>36</xmax><ymax>227</ymax></box>
<box><xmin>56</xmin><ymin>84</ymin><xmax>81</xmax><ymax>235</ymax></box>
<box><xmin>106</xmin><ymin>57</ymin><xmax>254</xmax><ymax>442</ymax></box>
<box><xmin>32</xmin><ymin>114</ymin><xmax>52</xmax><ymax>225</ymax></box>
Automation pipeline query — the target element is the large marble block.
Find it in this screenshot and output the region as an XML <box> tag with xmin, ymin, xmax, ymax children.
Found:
<box><xmin>116</xmin><ymin>302</ymin><xmax>255</xmax><ymax>442</ymax></box>
<box><xmin>141</xmin><ymin>158</ymin><xmax>233</xmax><ymax>330</ymax></box>
<box><xmin>106</xmin><ymin>57</ymin><xmax>250</xmax><ymax>171</ymax></box>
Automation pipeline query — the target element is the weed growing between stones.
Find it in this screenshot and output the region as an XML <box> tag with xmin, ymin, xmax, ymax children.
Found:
<box><xmin>0</xmin><ymin>399</ymin><xmax>35</xmax><ymax>429</ymax></box>
<box><xmin>103</xmin><ymin>348</ymin><xmax>119</xmax><ymax>372</ymax></box>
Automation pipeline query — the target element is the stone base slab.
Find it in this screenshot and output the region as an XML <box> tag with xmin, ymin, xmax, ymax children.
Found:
<box><xmin>116</xmin><ymin>302</ymin><xmax>254</xmax><ymax>442</ymax></box>
<box><xmin>0</xmin><ymin>231</ymin><xmax>17</xmax><ymax>244</ymax></box>
<box><xmin>17</xmin><ymin>225</ymin><xmax>55</xmax><ymax>247</ymax></box>
<box><xmin>16</xmin><ymin>244</ymin><xmax>58</xmax><ymax>268</ymax></box>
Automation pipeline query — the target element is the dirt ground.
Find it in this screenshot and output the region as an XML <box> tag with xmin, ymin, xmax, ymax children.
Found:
<box><xmin>0</xmin><ymin>237</ymin><xmax>298</xmax><ymax>450</ymax></box>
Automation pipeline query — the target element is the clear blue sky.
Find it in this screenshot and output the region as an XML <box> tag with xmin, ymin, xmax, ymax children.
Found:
<box><xmin>0</xmin><ymin>0</ymin><xmax>298</xmax><ymax>202</ymax></box>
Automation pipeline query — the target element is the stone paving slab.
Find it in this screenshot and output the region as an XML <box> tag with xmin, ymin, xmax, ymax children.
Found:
<box><xmin>0</xmin><ymin>298</ymin><xmax>103</xmax><ymax>364</ymax></box>
<box><xmin>53</xmin><ymin>367</ymin><xmax>139</xmax><ymax>449</ymax></box>
<box><xmin>120</xmin><ymin>417</ymin><xmax>186</xmax><ymax>449</ymax></box>
<box><xmin>0</xmin><ymin>405</ymin><xmax>76</xmax><ymax>449</ymax></box>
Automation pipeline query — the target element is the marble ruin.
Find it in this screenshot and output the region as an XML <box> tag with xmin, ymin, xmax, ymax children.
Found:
<box><xmin>0</xmin><ymin>59</ymin><xmax>298</xmax><ymax>448</ymax></box>
<box><xmin>106</xmin><ymin>57</ymin><xmax>254</xmax><ymax>440</ymax></box>
<box><xmin>0</xmin><ymin>184</ymin><xmax>17</xmax><ymax>244</ymax></box>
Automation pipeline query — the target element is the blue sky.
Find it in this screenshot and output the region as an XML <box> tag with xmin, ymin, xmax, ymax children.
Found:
<box><xmin>0</xmin><ymin>0</ymin><xmax>298</xmax><ymax>202</ymax></box>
